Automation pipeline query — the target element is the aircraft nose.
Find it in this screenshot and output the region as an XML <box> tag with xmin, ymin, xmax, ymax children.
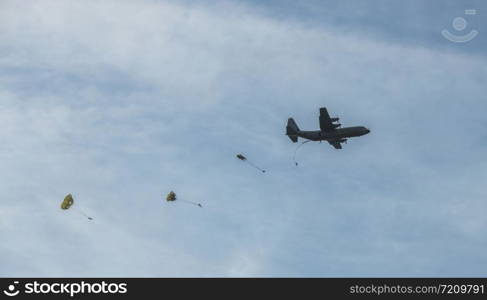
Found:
<box><xmin>365</xmin><ymin>128</ymin><xmax>370</xmax><ymax>134</ymax></box>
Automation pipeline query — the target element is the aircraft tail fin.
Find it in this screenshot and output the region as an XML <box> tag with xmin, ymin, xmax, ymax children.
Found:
<box><xmin>286</xmin><ymin>118</ymin><xmax>299</xmax><ymax>143</ymax></box>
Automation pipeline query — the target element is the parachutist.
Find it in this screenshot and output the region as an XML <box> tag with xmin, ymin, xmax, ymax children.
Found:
<box><xmin>60</xmin><ymin>194</ymin><xmax>93</xmax><ymax>221</ymax></box>
<box><xmin>165</xmin><ymin>191</ymin><xmax>202</xmax><ymax>208</ymax></box>
<box><xmin>236</xmin><ymin>154</ymin><xmax>266</xmax><ymax>173</ymax></box>
<box><xmin>293</xmin><ymin>140</ymin><xmax>310</xmax><ymax>166</ymax></box>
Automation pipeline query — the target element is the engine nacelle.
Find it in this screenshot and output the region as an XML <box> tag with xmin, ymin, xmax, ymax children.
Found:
<box><xmin>331</xmin><ymin>117</ymin><xmax>339</xmax><ymax>122</ymax></box>
<box><xmin>339</xmin><ymin>138</ymin><xmax>347</xmax><ymax>143</ymax></box>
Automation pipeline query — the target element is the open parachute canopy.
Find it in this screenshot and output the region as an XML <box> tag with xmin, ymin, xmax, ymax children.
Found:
<box><xmin>236</xmin><ymin>154</ymin><xmax>247</xmax><ymax>161</ymax></box>
<box><xmin>61</xmin><ymin>194</ymin><xmax>74</xmax><ymax>210</ymax></box>
<box><xmin>166</xmin><ymin>191</ymin><xmax>177</xmax><ymax>202</ymax></box>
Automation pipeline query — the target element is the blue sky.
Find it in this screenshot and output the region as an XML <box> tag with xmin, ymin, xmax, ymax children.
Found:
<box><xmin>0</xmin><ymin>0</ymin><xmax>486</xmax><ymax>277</ymax></box>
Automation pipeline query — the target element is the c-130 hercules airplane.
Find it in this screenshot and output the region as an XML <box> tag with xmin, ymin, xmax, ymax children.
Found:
<box><xmin>286</xmin><ymin>107</ymin><xmax>370</xmax><ymax>149</ymax></box>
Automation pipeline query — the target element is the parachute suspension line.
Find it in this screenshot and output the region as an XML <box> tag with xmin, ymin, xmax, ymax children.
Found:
<box><xmin>236</xmin><ymin>154</ymin><xmax>265</xmax><ymax>173</ymax></box>
<box><xmin>293</xmin><ymin>140</ymin><xmax>311</xmax><ymax>166</ymax></box>
<box><xmin>245</xmin><ymin>160</ymin><xmax>266</xmax><ymax>173</ymax></box>
<box><xmin>179</xmin><ymin>199</ymin><xmax>203</xmax><ymax>208</ymax></box>
<box><xmin>77</xmin><ymin>210</ymin><xmax>93</xmax><ymax>220</ymax></box>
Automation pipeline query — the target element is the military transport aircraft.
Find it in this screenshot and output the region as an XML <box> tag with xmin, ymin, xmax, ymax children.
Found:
<box><xmin>286</xmin><ymin>107</ymin><xmax>370</xmax><ymax>149</ymax></box>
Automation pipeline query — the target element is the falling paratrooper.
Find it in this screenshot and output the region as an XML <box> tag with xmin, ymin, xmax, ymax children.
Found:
<box><xmin>292</xmin><ymin>140</ymin><xmax>311</xmax><ymax>166</ymax></box>
<box><xmin>60</xmin><ymin>193</ymin><xmax>93</xmax><ymax>220</ymax></box>
<box><xmin>165</xmin><ymin>191</ymin><xmax>202</xmax><ymax>208</ymax></box>
<box><xmin>236</xmin><ymin>154</ymin><xmax>266</xmax><ymax>173</ymax></box>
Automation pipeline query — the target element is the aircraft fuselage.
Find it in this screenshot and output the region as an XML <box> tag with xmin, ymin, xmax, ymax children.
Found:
<box><xmin>297</xmin><ymin>126</ymin><xmax>370</xmax><ymax>142</ymax></box>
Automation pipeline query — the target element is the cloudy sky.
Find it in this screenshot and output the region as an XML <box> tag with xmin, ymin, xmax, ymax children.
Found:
<box><xmin>0</xmin><ymin>0</ymin><xmax>486</xmax><ymax>277</ymax></box>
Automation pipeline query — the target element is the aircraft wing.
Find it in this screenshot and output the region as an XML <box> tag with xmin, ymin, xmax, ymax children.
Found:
<box><xmin>328</xmin><ymin>138</ymin><xmax>347</xmax><ymax>149</ymax></box>
<box><xmin>319</xmin><ymin>107</ymin><xmax>335</xmax><ymax>132</ymax></box>
<box><xmin>328</xmin><ymin>140</ymin><xmax>342</xmax><ymax>149</ymax></box>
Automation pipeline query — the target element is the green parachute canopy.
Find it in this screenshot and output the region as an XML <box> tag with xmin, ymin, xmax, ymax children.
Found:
<box><xmin>166</xmin><ymin>191</ymin><xmax>177</xmax><ymax>202</ymax></box>
<box><xmin>60</xmin><ymin>194</ymin><xmax>74</xmax><ymax>210</ymax></box>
